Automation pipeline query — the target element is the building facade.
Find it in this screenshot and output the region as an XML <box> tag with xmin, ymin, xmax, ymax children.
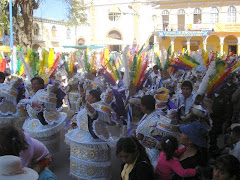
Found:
<box><xmin>153</xmin><ymin>0</ymin><xmax>240</xmax><ymax>55</ymax></box>
<box><xmin>2</xmin><ymin>0</ymin><xmax>240</xmax><ymax>55</ymax></box>
<box><xmin>32</xmin><ymin>17</ymin><xmax>90</xmax><ymax>52</ymax></box>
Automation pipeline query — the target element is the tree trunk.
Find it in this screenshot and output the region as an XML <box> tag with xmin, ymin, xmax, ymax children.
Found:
<box><xmin>9</xmin><ymin>0</ymin><xmax>40</xmax><ymax>53</ymax></box>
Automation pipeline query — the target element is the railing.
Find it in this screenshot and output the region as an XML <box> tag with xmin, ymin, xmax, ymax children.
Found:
<box><xmin>32</xmin><ymin>35</ymin><xmax>44</xmax><ymax>42</ymax></box>
<box><xmin>51</xmin><ymin>36</ymin><xmax>60</xmax><ymax>42</ymax></box>
<box><xmin>156</xmin><ymin>23</ymin><xmax>213</xmax><ymax>31</ymax></box>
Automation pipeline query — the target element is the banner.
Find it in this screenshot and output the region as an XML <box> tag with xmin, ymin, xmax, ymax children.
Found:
<box><xmin>190</xmin><ymin>24</ymin><xmax>211</xmax><ymax>30</ymax></box>
<box><xmin>157</xmin><ymin>30</ymin><xmax>210</xmax><ymax>37</ymax></box>
<box><xmin>214</xmin><ymin>23</ymin><xmax>240</xmax><ymax>32</ymax></box>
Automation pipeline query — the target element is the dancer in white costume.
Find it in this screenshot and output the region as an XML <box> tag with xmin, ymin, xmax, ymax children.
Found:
<box><xmin>136</xmin><ymin>95</ymin><xmax>162</xmax><ymax>168</ymax></box>
<box><xmin>21</xmin><ymin>77</ymin><xmax>67</xmax><ymax>155</ymax></box>
<box><xmin>0</xmin><ymin>76</ymin><xmax>27</xmax><ymax>128</ymax></box>
<box><xmin>65</xmin><ymin>87</ymin><xmax>119</xmax><ymax>180</ymax></box>
<box><xmin>135</xmin><ymin>93</ymin><xmax>181</xmax><ymax>169</ymax></box>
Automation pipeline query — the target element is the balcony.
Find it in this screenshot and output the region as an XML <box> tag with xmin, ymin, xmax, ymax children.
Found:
<box><xmin>51</xmin><ymin>36</ymin><xmax>60</xmax><ymax>43</ymax></box>
<box><xmin>156</xmin><ymin>23</ymin><xmax>212</xmax><ymax>31</ymax></box>
<box><xmin>32</xmin><ymin>35</ymin><xmax>45</xmax><ymax>42</ymax></box>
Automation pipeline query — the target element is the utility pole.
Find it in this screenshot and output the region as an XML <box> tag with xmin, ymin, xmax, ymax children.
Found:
<box><xmin>9</xmin><ymin>0</ymin><xmax>14</xmax><ymax>74</ymax></box>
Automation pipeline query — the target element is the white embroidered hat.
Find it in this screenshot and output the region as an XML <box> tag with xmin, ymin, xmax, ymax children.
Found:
<box><xmin>0</xmin><ymin>155</ymin><xmax>38</xmax><ymax>180</ymax></box>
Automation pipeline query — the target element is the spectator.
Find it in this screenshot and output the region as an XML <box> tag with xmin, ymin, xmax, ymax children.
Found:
<box><xmin>156</xmin><ymin>135</ymin><xmax>198</xmax><ymax>180</ymax></box>
<box><xmin>172</xmin><ymin>121</ymin><xmax>208</xmax><ymax>180</ymax></box>
<box><xmin>213</xmin><ymin>154</ymin><xmax>240</xmax><ymax>180</ymax></box>
<box><xmin>0</xmin><ymin>125</ymin><xmax>56</xmax><ymax>179</ymax></box>
<box><xmin>116</xmin><ymin>136</ymin><xmax>155</xmax><ymax>180</ymax></box>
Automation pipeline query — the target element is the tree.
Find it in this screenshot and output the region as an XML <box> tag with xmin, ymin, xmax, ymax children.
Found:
<box><xmin>0</xmin><ymin>0</ymin><xmax>88</xmax><ymax>52</ymax></box>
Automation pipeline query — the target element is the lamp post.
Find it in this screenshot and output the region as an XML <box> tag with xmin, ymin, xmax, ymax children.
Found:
<box><xmin>9</xmin><ymin>0</ymin><xmax>14</xmax><ymax>74</ymax></box>
<box><xmin>128</xmin><ymin>5</ymin><xmax>139</xmax><ymax>46</ymax></box>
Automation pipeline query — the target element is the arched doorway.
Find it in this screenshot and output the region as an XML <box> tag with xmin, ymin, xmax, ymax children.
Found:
<box><xmin>175</xmin><ymin>37</ymin><xmax>187</xmax><ymax>52</ymax></box>
<box><xmin>224</xmin><ymin>35</ymin><xmax>238</xmax><ymax>54</ymax></box>
<box><xmin>206</xmin><ymin>35</ymin><xmax>220</xmax><ymax>52</ymax></box>
<box><xmin>190</xmin><ymin>37</ymin><xmax>203</xmax><ymax>51</ymax></box>
<box><xmin>159</xmin><ymin>37</ymin><xmax>171</xmax><ymax>50</ymax></box>
<box><xmin>107</xmin><ymin>30</ymin><xmax>122</xmax><ymax>52</ymax></box>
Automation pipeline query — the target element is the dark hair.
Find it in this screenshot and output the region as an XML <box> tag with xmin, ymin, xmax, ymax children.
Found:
<box><xmin>199</xmin><ymin>165</ymin><xmax>213</xmax><ymax>180</ymax></box>
<box><xmin>89</xmin><ymin>89</ymin><xmax>101</xmax><ymax>102</ymax></box>
<box><xmin>161</xmin><ymin>135</ymin><xmax>178</xmax><ymax>161</ymax></box>
<box><xmin>153</xmin><ymin>65</ymin><xmax>159</xmax><ymax>70</ymax></box>
<box><xmin>214</xmin><ymin>154</ymin><xmax>240</xmax><ymax>179</ymax></box>
<box><xmin>116</xmin><ymin>136</ymin><xmax>150</xmax><ymax>163</ymax></box>
<box><xmin>141</xmin><ymin>95</ymin><xmax>155</xmax><ymax>111</ymax></box>
<box><xmin>0</xmin><ymin>126</ymin><xmax>29</xmax><ymax>156</ymax></box>
<box><xmin>79</xmin><ymin>82</ymin><xmax>84</xmax><ymax>91</ymax></box>
<box><xmin>232</xmin><ymin>126</ymin><xmax>240</xmax><ymax>137</ymax></box>
<box><xmin>181</xmin><ymin>80</ymin><xmax>193</xmax><ymax>90</ymax></box>
<box><xmin>31</xmin><ymin>77</ymin><xmax>45</xmax><ymax>88</ymax></box>
<box><xmin>0</xmin><ymin>72</ymin><xmax>6</xmax><ymax>81</ymax></box>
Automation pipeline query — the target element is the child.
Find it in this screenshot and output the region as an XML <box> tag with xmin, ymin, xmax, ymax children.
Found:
<box><xmin>155</xmin><ymin>135</ymin><xmax>199</xmax><ymax>180</ymax></box>
<box><xmin>0</xmin><ymin>125</ymin><xmax>56</xmax><ymax>180</ymax></box>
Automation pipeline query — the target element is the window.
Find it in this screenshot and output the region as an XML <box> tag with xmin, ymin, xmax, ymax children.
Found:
<box><xmin>228</xmin><ymin>6</ymin><xmax>236</xmax><ymax>23</ymax></box>
<box><xmin>66</xmin><ymin>28</ymin><xmax>71</xmax><ymax>39</ymax></box>
<box><xmin>162</xmin><ymin>10</ymin><xmax>169</xmax><ymax>31</ymax></box>
<box><xmin>108</xmin><ymin>7</ymin><xmax>121</xmax><ymax>21</ymax></box>
<box><xmin>178</xmin><ymin>9</ymin><xmax>185</xmax><ymax>15</ymax></box>
<box><xmin>193</xmin><ymin>8</ymin><xmax>202</xmax><ymax>24</ymax></box>
<box><xmin>52</xmin><ymin>26</ymin><xmax>57</xmax><ymax>37</ymax></box>
<box><xmin>33</xmin><ymin>23</ymin><xmax>39</xmax><ymax>36</ymax></box>
<box><xmin>178</xmin><ymin>9</ymin><xmax>185</xmax><ymax>30</ymax></box>
<box><xmin>210</xmin><ymin>6</ymin><xmax>219</xmax><ymax>24</ymax></box>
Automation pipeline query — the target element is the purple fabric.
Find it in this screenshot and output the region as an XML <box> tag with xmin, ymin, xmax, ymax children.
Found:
<box><xmin>20</xmin><ymin>133</ymin><xmax>50</xmax><ymax>168</ymax></box>
<box><xmin>55</xmin><ymin>88</ymin><xmax>66</xmax><ymax>108</ymax></box>
<box><xmin>168</xmin><ymin>100</ymin><xmax>178</xmax><ymax>109</ymax></box>
<box><xmin>169</xmin><ymin>65</ymin><xmax>190</xmax><ymax>71</ymax></box>
<box><xmin>126</xmin><ymin>127</ymin><xmax>135</xmax><ymax>136</ymax></box>
<box><xmin>17</xmin><ymin>84</ymin><xmax>25</xmax><ymax>103</ymax></box>
<box><xmin>111</xmin><ymin>89</ymin><xmax>127</xmax><ymax>118</ymax></box>
<box><xmin>103</xmin><ymin>73</ymin><xmax>116</xmax><ymax>86</ymax></box>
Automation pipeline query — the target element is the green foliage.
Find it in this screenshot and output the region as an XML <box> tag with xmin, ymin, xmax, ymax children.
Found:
<box><xmin>130</xmin><ymin>54</ymin><xmax>138</xmax><ymax>79</ymax></box>
<box><xmin>155</xmin><ymin>55</ymin><xmax>162</xmax><ymax>69</ymax></box>
<box><xmin>0</xmin><ymin>0</ymin><xmax>9</xmax><ymax>30</ymax></box>
<box><xmin>84</xmin><ymin>50</ymin><xmax>90</xmax><ymax>73</ymax></box>
<box><xmin>164</xmin><ymin>46</ymin><xmax>171</xmax><ymax>71</ymax></box>
<box><xmin>184</xmin><ymin>53</ymin><xmax>200</xmax><ymax>65</ymax></box>
<box><xmin>64</xmin><ymin>0</ymin><xmax>88</xmax><ymax>26</ymax></box>
<box><xmin>209</xmin><ymin>58</ymin><xmax>226</xmax><ymax>82</ymax></box>
<box><xmin>29</xmin><ymin>50</ymin><xmax>39</xmax><ymax>77</ymax></box>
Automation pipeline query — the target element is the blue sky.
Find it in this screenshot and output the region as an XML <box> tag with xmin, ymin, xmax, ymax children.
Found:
<box><xmin>34</xmin><ymin>0</ymin><xmax>68</xmax><ymax>21</ymax></box>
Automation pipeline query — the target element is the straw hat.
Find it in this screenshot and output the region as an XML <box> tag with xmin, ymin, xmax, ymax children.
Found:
<box><xmin>0</xmin><ymin>155</ymin><xmax>38</xmax><ymax>180</ymax></box>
